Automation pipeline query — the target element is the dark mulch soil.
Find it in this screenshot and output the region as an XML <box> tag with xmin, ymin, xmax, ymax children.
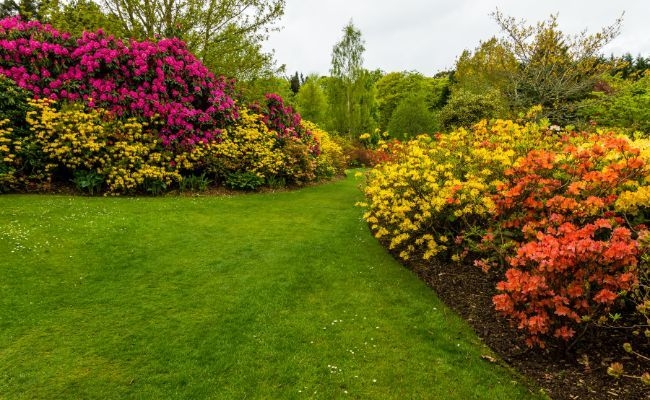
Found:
<box><xmin>404</xmin><ymin>258</ymin><xmax>649</xmax><ymax>400</ymax></box>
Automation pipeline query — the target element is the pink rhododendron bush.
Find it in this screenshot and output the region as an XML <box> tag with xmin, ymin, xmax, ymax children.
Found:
<box><xmin>0</xmin><ymin>17</ymin><xmax>345</xmax><ymax>194</ymax></box>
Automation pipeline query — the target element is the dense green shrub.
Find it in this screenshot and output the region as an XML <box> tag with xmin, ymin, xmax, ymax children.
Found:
<box><xmin>438</xmin><ymin>89</ymin><xmax>506</xmax><ymax>129</ymax></box>
<box><xmin>578</xmin><ymin>73</ymin><xmax>650</xmax><ymax>135</ymax></box>
<box><xmin>387</xmin><ymin>94</ymin><xmax>440</xmax><ymax>139</ymax></box>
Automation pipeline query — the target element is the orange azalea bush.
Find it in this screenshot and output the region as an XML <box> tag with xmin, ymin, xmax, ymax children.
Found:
<box><xmin>363</xmin><ymin>114</ymin><xmax>650</xmax><ymax>349</ymax></box>
<box><xmin>490</xmin><ymin>134</ymin><xmax>648</xmax><ymax>347</ymax></box>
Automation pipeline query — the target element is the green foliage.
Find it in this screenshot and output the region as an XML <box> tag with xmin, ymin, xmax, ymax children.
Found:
<box><xmin>225</xmin><ymin>170</ymin><xmax>264</xmax><ymax>190</ymax></box>
<box><xmin>144</xmin><ymin>177</ymin><xmax>167</xmax><ymax>196</ymax></box>
<box><xmin>375</xmin><ymin>71</ymin><xmax>423</xmax><ymax>131</ymax></box>
<box><xmin>453</xmin><ymin>38</ymin><xmax>518</xmax><ymax>97</ymax></box>
<box><xmin>179</xmin><ymin>173</ymin><xmax>211</xmax><ymax>193</ymax></box>
<box><xmin>47</xmin><ymin>0</ymin><xmax>126</xmax><ymax>37</ymax></box>
<box><xmin>264</xmin><ymin>174</ymin><xmax>285</xmax><ymax>189</ymax></box>
<box><xmin>0</xmin><ymin>76</ymin><xmax>47</xmax><ymax>189</ymax></box>
<box><xmin>296</xmin><ymin>75</ymin><xmax>328</xmax><ymax>126</ymax></box>
<box><xmin>387</xmin><ymin>93</ymin><xmax>439</xmax><ymax>139</ymax></box>
<box><xmin>376</xmin><ymin>72</ymin><xmax>450</xmax><ymax>133</ymax></box>
<box><xmin>578</xmin><ymin>73</ymin><xmax>650</xmax><ymax>135</ymax></box>
<box><xmin>609</xmin><ymin>53</ymin><xmax>650</xmax><ymax>80</ymax></box>
<box><xmin>490</xmin><ymin>10</ymin><xmax>622</xmax><ymax>123</ymax></box>
<box><xmin>0</xmin><ymin>75</ymin><xmax>29</xmax><ymax>133</ymax></box>
<box><xmin>327</xmin><ymin>21</ymin><xmax>377</xmax><ymax>136</ymax></box>
<box><xmin>237</xmin><ymin>75</ymin><xmax>294</xmax><ymax>106</ymax></box>
<box><xmin>439</xmin><ymin>89</ymin><xmax>506</xmax><ymax>129</ymax></box>
<box><xmin>289</xmin><ymin>71</ymin><xmax>302</xmax><ymax>94</ymax></box>
<box><xmin>101</xmin><ymin>0</ymin><xmax>285</xmax><ymax>79</ymax></box>
<box><xmin>0</xmin><ymin>0</ymin><xmax>46</xmax><ymax>20</ymax></box>
<box><xmin>424</xmin><ymin>75</ymin><xmax>451</xmax><ymax>109</ymax></box>
<box><xmin>71</xmin><ymin>169</ymin><xmax>103</xmax><ymax>195</ymax></box>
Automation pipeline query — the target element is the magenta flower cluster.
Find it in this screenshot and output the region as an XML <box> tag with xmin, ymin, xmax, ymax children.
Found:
<box><xmin>0</xmin><ymin>17</ymin><xmax>238</xmax><ymax>147</ymax></box>
<box><xmin>252</xmin><ymin>93</ymin><xmax>320</xmax><ymax>155</ymax></box>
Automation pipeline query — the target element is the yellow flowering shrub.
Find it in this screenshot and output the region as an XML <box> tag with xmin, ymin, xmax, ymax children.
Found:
<box><xmin>361</xmin><ymin>118</ymin><xmax>560</xmax><ymax>262</ymax></box>
<box><xmin>5</xmin><ymin>99</ymin><xmax>351</xmax><ymax>194</ymax></box>
<box><xmin>614</xmin><ymin>138</ymin><xmax>650</xmax><ymax>215</ymax></box>
<box><xmin>302</xmin><ymin>120</ymin><xmax>346</xmax><ymax>179</ymax></box>
<box><xmin>177</xmin><ymin>108</ymin><xmax>285</xmax><ymax>181</ymax></box>
<box><xmin>26</xmin><ymin>99</ymin><xmax>180</xmax><ymax>194</ymax></box>
<box><xmin>0</xmin><ymin>118</ymin><xmax>17</xmax><ymax>190</ymax></box>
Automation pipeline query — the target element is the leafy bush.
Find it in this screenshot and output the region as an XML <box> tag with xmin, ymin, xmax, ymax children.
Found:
<box><xmin>26</xmin><ymin>98</ymin><xmax>180</xmax><ymax>194</ymax></box>
<box><xmin>0</xmin><ymin>75</ymin><xmax>30</xmax><ymax>132</ymax></box>
<box><xmin>490</xmin><ymin>135</ymin><xmax>647</xmax><ymax>347</ymax></box>
<box><xmin>0</xmin><ymin>118</ymin><xmax>16</xmax><ymax>191</ymax></box>
<box><xmin>439</xmin><ymin>89</ymin><xmax>506</xmax><ymax>129</ymax></box>
<box><xmin>578</xmin><ymin>73</ymin><xmax>650</xmax><ymax>136</ymax></box>
<box><xmin>192</xmin><ymin>108</ymin><xmax>284</xmax><ymax>181</ymax></box>
<box><xmin>0</xmin><ymin>17</ymin><xmax>239</xmax><ymax>148</ymax></box>
<box><xmin>362</xmin><ymin>115</ymin><xmax>650</xmax><ymax>350</ymax></box>
<box><xmin>225</xmin><ymin>171</ymin><xmax>264</xmax><ymax>191</ymax></box>
<box><xmin>179</xmin><ymin>173</ymin><xmax>211</xmax><ymax>193</ymax></box>
<box><xmin>252</xmin><ymin>93</ymin><xmax>320</xmax><ymax>153</ymax></box>
<box><xmin>302</xmin><ymin>120</ymin><xmax>346</xmax><ymax>179</ymax></box>
<box><xmin>362</xmin><ymin>118</ymin><xmax>552</xmax><ymax>262</ymax></box>
<box><xmin>0</xmin><ymin>75</ymin><xmax>47</xmax><ymax>190</ymax></box>
<box><xmin>387</xmin><ymin>94</ymin><xmax>439</xmax><ymax>139</ymax></box>
<box><xmin>71</xmin><ymin>169</ymin><xmax>103</xmax><ymax>195</ymax></box>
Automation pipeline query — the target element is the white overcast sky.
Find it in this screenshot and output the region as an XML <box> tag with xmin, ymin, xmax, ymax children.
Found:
<box><xmin>263</xmin><ymin>0</ymin><xmax>650</xmax><ymax>76</ymax></box>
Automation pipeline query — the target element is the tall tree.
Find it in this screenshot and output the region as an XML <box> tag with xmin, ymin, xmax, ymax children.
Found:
<box><xmin>295</xmin><ymin>75</ymin><xmax>328</xmax><ymax>125</ymax></box>
<box><xmin>289</xmin><ymin>71</ymin><xmax>302</xmax><ymax>94</ymax></box>
<box><xmin>453</xmin><ymin>37</ymin><xmax>518</xmax><ymax>97</ymax></box>
<box><xmin>0</xmin><ymin>0</ymin><xmax>49</xmax><ymax>19</ymax></box>
<box><xmin>375</xmin><ymin>71</ymin><xmax>450</xmax><ymax>132</ymax></box>
<box><xmin>328</xmin><ymin>20</ymin><xmax>375</xmax><ymax>136</ymax></box>
<box><xmin>491</xmin><ymin>10</ymin><xmax>623</xmax><ymax>123</ymax></box>
<box><xmin>47</xmin><ymin>0</ymin><xmax>126</xmax><ymax>37</ymax></box>
<box><xmin>100</xmin><ymin>0</ymin><xmax>285</xmax><ymax>79</ymax></box>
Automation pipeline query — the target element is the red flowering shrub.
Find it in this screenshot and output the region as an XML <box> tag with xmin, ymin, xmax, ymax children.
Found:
<box><xmin>490</xmin><ymin>135</ymin><xmax>647</xmax><ymax>346</ymax></box>
<box><xmin>0</xmin><ymin>17</ymin><xmax>238</xmax><ymax>148</ymax></box>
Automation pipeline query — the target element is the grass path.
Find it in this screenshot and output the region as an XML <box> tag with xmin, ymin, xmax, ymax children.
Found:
<box><xmin>0</xmin><ymin>173</ymin><xmax>543</xmax><ymax>399</ymax></box>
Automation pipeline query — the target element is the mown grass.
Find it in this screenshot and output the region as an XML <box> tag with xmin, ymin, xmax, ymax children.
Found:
<box><xmin>0</xmin><ymin>173</ymin><xmax>544</xmax><ymax>399</ymax></box>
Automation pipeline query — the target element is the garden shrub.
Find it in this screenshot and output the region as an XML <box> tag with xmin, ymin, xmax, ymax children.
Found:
<box><xmin>302</xmin><ymin>120</ymin><xmax>346</xmax><ymax>179</ymax></box>
<box><xmin>0</xmin><ymin>119</ymin><xmax>16</xmax><ymax>191</ymax></box>
<box><xmin>488</xmin><ymin>134</ymin><xmax>648</xmax><ymax>347</ymax></box>
<box><xmin>252</xmin><ymin>93</ymin><xmax>320</xmax><ymax>153</ymax></box>
<box><xmin>0</xmin><ymin>17</ymin><xmax>239</xmax><ymax>148</ymax></box>
<box><xmin>438</xmin><ymin>89</ymin><xmax>507</xmax><ymax>129</ymax></box>
<box><xmin>578</xmin><ymin>73</ymin><xmax>650</xmax><ymax>136</ymax></box>
<box><xmin>361</xmin><ymin>118</ymin><xmax>554</xmax><ymax>263</ymax></box>
<box><xmin>190</xmin><ymin>108</ymin><xmax>284</xmax><ymax>182</ymax></box>
<box><xmin>361</xmin><ymin>115</ymin><xmax>650</xmax><ymax>349</ymax></box>
<box><xmin>0</xmin><ymin>75</ymin><xmax>48</xmax><ymax>190</ymax></box>
<box><xmin>0</xmin><ymin>17</ymin><xmax>345</xmax><ymax>194</ymax></box>
<box><xmin>26</xmin><ymin>98</ymin><xmax>180</xmax><ymax>194</ymax></box>
<box><xmin>225</xmin><ymin>171</ymin><xmax>265</xmax><ymax>191</ymax></box>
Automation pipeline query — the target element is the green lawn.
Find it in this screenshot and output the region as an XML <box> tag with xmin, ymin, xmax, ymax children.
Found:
<box><xmin>0</xmin><ymin>173</ymin><xmax>544</xmax><ymax>399</ymax></box>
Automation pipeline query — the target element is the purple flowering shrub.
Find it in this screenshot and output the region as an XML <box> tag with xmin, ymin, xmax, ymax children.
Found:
<box><xmin>0</xmin><ymin>17</ymin><xmax>238</xmax><ymax>148</ymax></box>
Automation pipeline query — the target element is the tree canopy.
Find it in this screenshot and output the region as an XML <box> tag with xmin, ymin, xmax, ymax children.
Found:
<box><xmin>327</xmin><ymin>20</ymin><xmax>376</xmax><ymax>136</ymax></box>
<box><xmin>99</xmin><ymin>0</ymin><xmax>285</xmax><ymax>79</ymax></box>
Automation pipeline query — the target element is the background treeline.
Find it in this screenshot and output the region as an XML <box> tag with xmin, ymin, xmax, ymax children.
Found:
<box><xmin>2</xmin><ymin>1</ymin><xmax>648</xmax><ymax>140</ymax></box>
